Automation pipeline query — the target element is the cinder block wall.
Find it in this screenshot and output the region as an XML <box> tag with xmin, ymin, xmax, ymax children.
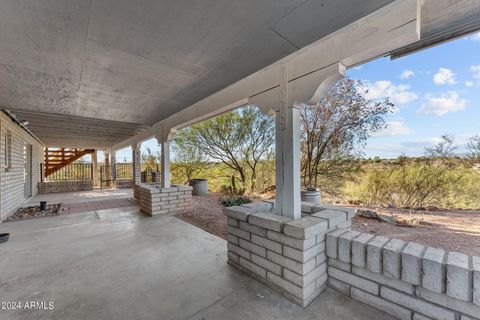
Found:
<box><xmin>136</xmin><ymin>183</ymin><xmax>192</xmax><ymax>216</ymax></box>
<box><xmin>115</xmin><ymin>179</ymin><xmax>133</xmax><ymax>189</ymax></box>
<box><xmin>0</xmin><ymin>112</ymin><xmax>44</xmax><ymax>220</ymax></box>
<box><xmin>38</xmin><ymin>180</ymin><xmax>93</xmax><ymax>194</ymax></box>
<box><xmin>224</xmin><ymin>202</ymin><xmax>354</xmax><ymax>307</ymax></box>
<box><xmin>326</xmin><ymin>229</ymin><xmax>480</xmax><ymax>320</ymax></box>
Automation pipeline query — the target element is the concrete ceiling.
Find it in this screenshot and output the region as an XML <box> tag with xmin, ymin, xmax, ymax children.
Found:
<box><xmin>0</xmin><ymin>0</ymin><xmax>393</xmax><ymax>148</ymax></box>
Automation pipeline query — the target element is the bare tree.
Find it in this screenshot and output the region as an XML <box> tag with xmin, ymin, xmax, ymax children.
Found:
<box><xmin>467</xmin><ymin>135</ymin><xmax>480</xmax><ymax>162</ymax></box>
<box><xmin>300</xmin><ymin>78</ymin><xmax>393</xmax><ymax>195</ymax></box>
<box><xmin>175</xmin><ymin>106</ymin><xmax>274</xmax><ymax>193</ymax></box>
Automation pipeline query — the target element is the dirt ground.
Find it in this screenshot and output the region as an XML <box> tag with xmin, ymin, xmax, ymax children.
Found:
<box><xmin>175</xmin><ymin>193</ymin><xmax>229</xmax><ymax>239</ymax></box>
<box><xmin>176</xmin><ymin>194</ymin><xmax>480</xmax><ymax>256</ymax></box>
<box><xmin>353</xmin><ymin>208</ymin><xmax>480</xmax><ymax>256</ymax></box>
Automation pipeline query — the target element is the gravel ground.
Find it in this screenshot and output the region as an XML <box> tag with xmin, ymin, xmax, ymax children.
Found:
<box><xmin>175</xmin><ymin>193</ymin><xmax>228</xmax><ymax>239</ymax></box>
<box><xmin>5</xmin><ymin>203</ymin><xmax>63</xmax><ymax>221</ymax></box>
<box><xmin>177</xmin><ymin>194</ymin><xmax>480</xmax><ymax>256</ymax></box>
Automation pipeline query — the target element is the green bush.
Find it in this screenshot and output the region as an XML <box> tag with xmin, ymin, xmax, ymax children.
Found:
<box><xmin>219</xmin><ymin>196</ymin><xmax>252</xmax><ymax>207</ymax></box>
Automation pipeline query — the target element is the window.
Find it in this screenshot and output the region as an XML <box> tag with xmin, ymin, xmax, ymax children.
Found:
<box><xmin>4</xmin><ymin>130</ymin><xmax>11</xmax><ymax>171</ymax></box>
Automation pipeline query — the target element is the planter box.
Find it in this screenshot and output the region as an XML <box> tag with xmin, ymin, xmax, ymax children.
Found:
<box><xmin>135</xmin><ymin>183</ymin><xmax>193</xmax><ymax>216</ymax></box>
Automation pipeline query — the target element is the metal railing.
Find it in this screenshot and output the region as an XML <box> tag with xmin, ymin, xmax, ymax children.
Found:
<box><xmin>44</xmin><ymin>163</ymin><xmax>92</xmax><ymax>181</ymax></box>
<box><xmin>116</xmin><ymin>163</ymin><xmax>133</xmax><ymax>179</ymax></box>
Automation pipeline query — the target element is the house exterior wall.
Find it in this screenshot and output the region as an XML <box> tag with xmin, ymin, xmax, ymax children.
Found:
<box><xmin>0</xmin><ymin>112</ymin><xmax>44</xmax><ymax>221</ymax></box>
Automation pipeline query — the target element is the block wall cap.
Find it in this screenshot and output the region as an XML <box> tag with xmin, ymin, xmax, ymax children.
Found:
<box><xmin>224</xmin><ymin>206</ymin><xmax>258</xmax><ymax>221</ymax></box>
<box><xmin>248</xmin><ymin>212</ymin><xmax>291</xmax><ymax>232</ymax></box>
<box><xmin>284</xmin><ymin>216</ymin><xmax>328</xmax><ymax>239</ymax></box>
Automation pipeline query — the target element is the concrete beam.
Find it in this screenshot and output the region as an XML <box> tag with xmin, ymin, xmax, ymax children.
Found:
<box><xmin>391</xmin><ymin>0</ymin><xmax>480</xmax><ymax>58</ymax></box>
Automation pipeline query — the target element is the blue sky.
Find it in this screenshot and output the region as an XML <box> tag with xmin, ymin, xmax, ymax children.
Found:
<box><xmin>111</xmin><ymin>32</ymin><xmax>480</xmax><ymax>162</ymax></box>
<box><xmin>348</xmin><ymin>32</ymin><xmax>480</xmax><ymax>158</ymax></box>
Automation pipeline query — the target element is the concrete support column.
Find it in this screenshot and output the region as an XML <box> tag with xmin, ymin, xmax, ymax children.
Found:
<box><xmin>91</xmin><ymin>151</ymin><xmax>98</xmax><ymax>187</ymax></box>
<box><xmin>275</xmin><ymin>63</ymin><xmax>301</xmax><ymax>220</ymax></box>
<box><xmin>275</xmin><ymin>106</ymin><xmax>301</xmax><ymax>220</ymax></box>
<box><xmin>110</xmin><ymin>152</ymin><xmax>116</xmax><ymax>188</ymax></box>
<box><xmin>104</xmin><ymin>152</ymin><xmax>111</xmax><ymax>187</ymax></box>
<box><xmin>160</xmin><ymin>141</ymin><xmax>170</xmax><ymax>188</ymax></box>
<box><xmin>132</xmin><ymin>144</ymin><xmax>141</xmax><ymax>185</ymax></box>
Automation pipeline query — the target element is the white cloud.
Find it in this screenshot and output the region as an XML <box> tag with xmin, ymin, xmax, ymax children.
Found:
<box><xmin>417</xmin><ymin>91</ymin><xmax>468</xmax><ymax>116</ymax></box>
<box><xmin>363</xmin><ymin>80</ymin><xmax>418</xmax><ymax>106</ymax></box>
<box><xmin>401</xmin><ymin>137</ymin><xmax>444</xmax><ymax>149</ymax></box>
<box><xmin>470</xmin><ymin>65</ymin><xmax>480</xmax><ymax>79</ymax></box>
<box><xmin>433</xmin><ymin>68</ymin><xmax>457</xmax><ymax>85</ymax></box>
<box><xmin>466</xmin><ymin>32</ymin><xmax>480</xmax><ymax>41</ymax></box>
<box><xmin>465</xmin><ymin>81</ymin><xmax>475</xmax><ymax>87</ymax></box>
<box><xmin>373</xmin><ymin>120</ymin><xmax>414</xmax><ymax>137</ymax></box>
<box><xmin>365</xmin><ymin>137</ymin><xmax>444</xmax><ymax>158</ymax></box>
<box><xmin>400</xmin><ymin>70</ymin><xmax>415</xmax><ymax>79</ymax></box>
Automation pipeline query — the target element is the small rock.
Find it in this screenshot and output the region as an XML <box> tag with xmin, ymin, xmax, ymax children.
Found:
<box><xmin>355</xmin><ymin>208</ymin><xmax>378</xmax><ymax>218</ymax></box>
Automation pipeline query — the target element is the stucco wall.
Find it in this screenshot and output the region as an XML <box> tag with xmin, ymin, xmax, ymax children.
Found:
<box><xmin>0</xmin><ymin>112</ymin><xmax>44</xmax><ymax>220</ymax></box>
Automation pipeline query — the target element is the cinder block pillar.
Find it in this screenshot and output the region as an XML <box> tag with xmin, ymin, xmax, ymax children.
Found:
<box><xmin>132</xmin><ymin>143</ymin><xmax>141</xmax><ymax>199</ymax></box>
<box><xmin>132</xmin><ymin>144</ymin><xmax>141</xmax><ymax>184</ymax></box>
<box><xmin>224</xmin><ymin>202</ymin><xmax>353</xmax><ymax>307</ymax></box>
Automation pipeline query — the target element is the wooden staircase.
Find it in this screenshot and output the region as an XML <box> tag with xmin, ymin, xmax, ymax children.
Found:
<box><xmin>44</xmin><ymin>148</ymin><xmax>95</xmax><ymax>177</ymax></box>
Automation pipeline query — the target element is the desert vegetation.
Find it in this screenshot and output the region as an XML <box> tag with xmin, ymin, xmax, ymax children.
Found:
<box><xmin>139</xmin><ymin>78</ymin><xmax>480</xmax><ymax>210</ymax></box>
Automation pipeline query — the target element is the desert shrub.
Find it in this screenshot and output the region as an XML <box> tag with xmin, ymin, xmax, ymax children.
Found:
<box><xmin>343</xmin><ymin>136</ymin><xmax>479</xmax><ymax>209</ymax></box>
<box><xmin>344</xmin><ymin>157</ymin><xmax>477</xmax><ymax>209</ymax></box>
<box><xmin>344</xmin><ymin>168</ymin><xmax>393</xmax><ymax>206</ymax></box>
<box><xmin>219</xmin><ymin>196</ymin><xmax>252</xmax><ymax>207</ymax></box>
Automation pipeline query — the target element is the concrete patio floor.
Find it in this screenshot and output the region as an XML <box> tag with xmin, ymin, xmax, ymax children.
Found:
<box><xmin>22</xmin><ymin>188</ymin><xmax>133</xmax><ymax>206</ymax></box>
<box><xmin>0</xmin><ymin>206</ymin><xmax>397</xmax><ymax>320</ymax></box>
